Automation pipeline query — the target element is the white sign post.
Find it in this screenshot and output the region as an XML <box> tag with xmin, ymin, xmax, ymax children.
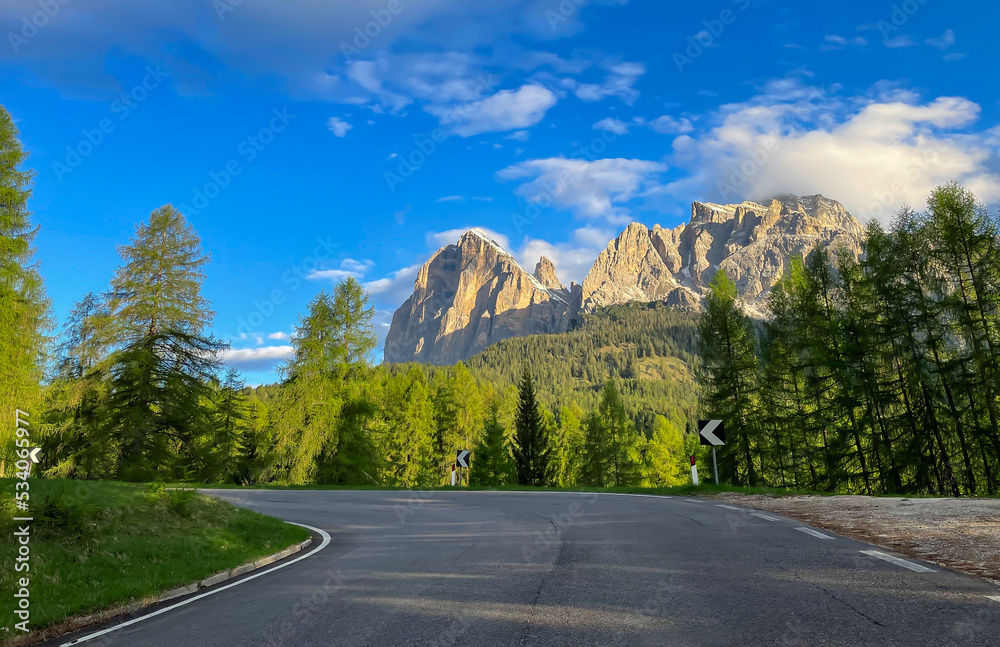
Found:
<box><xmin>690</xmin><ymin>455</ymin><xmax>699</xmax><ymax>486</ymax></box>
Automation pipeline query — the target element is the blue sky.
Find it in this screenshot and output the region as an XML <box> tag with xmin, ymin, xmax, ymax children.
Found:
<box><xmin>3</xmin><ymin>0</ymin><xmax>999</xmax><ymax>384</ymax></box>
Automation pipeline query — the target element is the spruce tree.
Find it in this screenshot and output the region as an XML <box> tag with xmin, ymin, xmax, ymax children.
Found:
<box><xmin>580</xmin><ymin>381</ymin><xmax>644</xmax><ymax>486</ymax></box>
<box><xmin>0</xmin><ymin>106</ymin><xmax>51</xmax><ymax>475</ymax></box>
<box><xmin>470</xmin><ymin>406</ymin><xmax>514</xmax><ymax>486</ymax></box>
<box><xmin>512</xmin><ymin>367</ymin><xmax>549</xmax><ymax>486</ymax></box>
<box><xmin>698</xmin><ymin>270</ymin><xmax>761</xmax><ymax>486</ymax></box>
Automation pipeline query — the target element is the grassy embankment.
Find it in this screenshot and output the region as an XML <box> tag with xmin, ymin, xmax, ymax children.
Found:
<box><xmin>0</xmin><ymin>479</ymin><xmax>308</xmax><ymax>642</ymax></box>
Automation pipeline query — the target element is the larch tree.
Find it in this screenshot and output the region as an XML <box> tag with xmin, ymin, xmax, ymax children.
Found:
<box><xmin>0</xmin><ymin>106</ymin><xmax>51</xmax><ymax>476</ymax></box>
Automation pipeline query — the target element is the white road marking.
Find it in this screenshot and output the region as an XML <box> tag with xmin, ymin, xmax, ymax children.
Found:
<box><xmin>860</xmin><ymin>550</ymin><xmax>936</xmax><ymax>573</ymax></box>
<box><xmin>987</xmin><ymin>596</ymin><xmax>1000</xmax><ymax>603</ymax></box>
<box><xmin>750</xmin><ymin>512</ymin><xmax>780</xmax><ymax>521</ymax></box>
<box><xmin>685</xmin><ymin>498</ymin><xmax>706</xmax><ymax>503</ymax></box>
<box><xmin>795</xmin><ymin>527</ymin><xmax>834</xmax><ymax>540</ymax></box>
<box><xmin>716</xmin><ymin>504</ymin><xmax>740</xmax><ymax>510</ymax></box>
<box><xmin>60</xmin><ymin>523</ymin><xmax>331</xmax><ymax>646</ymax></box>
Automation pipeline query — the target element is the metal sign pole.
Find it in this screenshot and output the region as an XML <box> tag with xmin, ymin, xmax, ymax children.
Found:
<box><xmin>712</xmin><ymin>447</ymin><xmax>719</xmax><ymax>485</ymax></box>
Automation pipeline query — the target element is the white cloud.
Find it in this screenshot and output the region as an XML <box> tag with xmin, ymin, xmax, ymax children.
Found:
<box><xmin>506</xmin><ymin>130</ymin><xmax>531</xmax><ymax>141</ymax></box>
<box><xmin>436</xmin><ymin>195</ymin><xmax>466</xmax><ymax>202</ymax></box>
<box><xmin>339</xmin><ymin>258</ymin><xmax>375</xmax><ymax>273</ymax></box>
<box><xmin>516</xmin><ymin>226</ymin><xmax>612</xmax><ymax>285</ymax></box>
<box><xmin>661</xmin><ymin>78</ymin><xmax>1000</xmax><ymax>223</ymax></box>
<box><xmin>221</xmin><ymin>345</ymin><xmax>294</xmax><ymax>371</ymax></box>
<box><xmin>648</xmin><ymin>115</ymin><xmax>694</xmax><ymax>134</ymax></box>
<box><xmin>267</xmin><ymin>331</ymin><xmax>291</xmax><ymax>341</ymax></box>
<box><xmin>363</xmin><ymin>263</ymin><xmax>423</xmax><ymax>307</ymax></box>
<box><xmin>435</xmin><ymin>84</ymin><xmax>557</xmax><ymax>136</ymax></box>
<box><xmin>926</xmin><ymin>29</ymin><xmax>955</xmax><ymax>50</ymax></box>
<box><xmin>567</xmin><ymin>61</ymin><xmax>646</xmax><ymax>105</ymax></box>
<box><xmin>593</xmin><ymin>117</ymin><xmax>629</xmax><ymax>135</ymax></box>
<box><xmin>884</xmin><ymin>35</ymin><xmax>915</xmax><ymax>48</ymax></box>
<box><xmin>327</xmin><ymin>116</ymin><xmax>353</xmax><ymax>137</ymax></box>
<box><xmin>497</xmin><ymin>157</ymin><xmax>667</xmax><ymax>222</ymax></box>
<box><xmin>307</xmin><ymin>257</ymin><xmax>374</xmax><ymax>282</ymax></box>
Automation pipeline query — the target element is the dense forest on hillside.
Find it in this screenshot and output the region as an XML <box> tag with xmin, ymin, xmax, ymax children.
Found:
<box><xmin>462</xmin><ymin>303</ymin><xmax>700</xmax><ymax>436</ymax></box>
<box><xmin>701</xmin><ymin>183</ymin><xmax>1000</xmax><ymax>496</ymax></box>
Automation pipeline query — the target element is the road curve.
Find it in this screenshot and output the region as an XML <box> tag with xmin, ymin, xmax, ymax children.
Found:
<box><xmin>48</xmin><ymin>490</ymin><xmax>1000</xmax><ymax>647</ymax></box>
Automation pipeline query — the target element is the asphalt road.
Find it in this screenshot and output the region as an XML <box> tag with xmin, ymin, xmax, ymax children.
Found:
<box><xmin>50</xmin><ymin>490</ymin><xmax>1000</xmax><ymax>647</ymax></box>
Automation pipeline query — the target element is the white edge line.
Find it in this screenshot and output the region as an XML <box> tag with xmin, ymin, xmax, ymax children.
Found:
<box><xmin>795</xmin><ymin>527</ymin><xmax>834</xmax><ymax>540</ymax></box>
<box><xmin>860</xmin><ymin>550</ymin><xmax>936</xmax><ymax>573</ymax></box>
<box><xmin>750</xmin><ymin>512</ymin><xmax>780</xmax><ymax>521</ymax></box>
<box><xmin>987</xmin><ymin>595</ymin><xmax>1000</xmax><ymax>603</ymax></box>
<box><xmin>60</xmin><ymin>523</ymin><xmax>331</xmax><ymax>646</ymax></box>
<box><xmin>716</xmin><ymin>504</ymin><xmax>740</xmax><ymax>510</ymax></box>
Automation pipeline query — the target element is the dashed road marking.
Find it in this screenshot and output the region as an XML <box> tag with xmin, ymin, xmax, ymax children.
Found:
<box><xmin>685</xmin><ymin>498</ymin><xmax>705</xmax><ymax>503</ymax></box>
<box><xmin>860</xmin><ymin>550</ymin><xmax>936</xmax><ymax>573</ymax></box>
<box><xmin>795</xmin><ymin>527</ymin><xmax>834</xmax><ymax>540</ymax></box>
<box><xmin>716</xmin><ymin>504</ymin><xmax>740</xmax><ymax>510</ymax></box>
<box><xmin>750</xmin><ymin>512</ymin><xmax>779</xmax><ymax>521</ymax></box>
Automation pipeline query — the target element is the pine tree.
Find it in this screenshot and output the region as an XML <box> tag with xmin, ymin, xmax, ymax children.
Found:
<box><xmin>645</xmin><ymin>415</ymin><xmax>686</xmax><ymax>486</ymax></box>
<box><xmin>470</xmin><ymin>406</ymin><xmax>514</xmax><ymax>486</ymax></box>
<box><xmin>0</xmin><ymin>106</ymin><xmax>51</xmax><ymax>476</ymax></box>
<box><xmin>551</xmin><ymin>403</ymin><xmax>585</xmax><ymax>486</ymax></box>
<box><xmin>512</xmin><ymin>367</ymin><xmax>550</xmax><ymax>486</ymax></box>
<box><xmin>580</xmin><ymin>381</ymin><xmax>644</xmax><ymax>486</ymax></box>
<box><xmin>698</xmin><ymin>270</ymin><xmax>761</xmax><ymax>486</ymax></box>
<box><xmin>206</xmin><ymin>368</ymin><xmax>249</xmax><ymax>483</ymax></box>
<box><xmin>95</xmin><ymin>206</ymin><xmax>223</xmax><ymax>480</ymax></box>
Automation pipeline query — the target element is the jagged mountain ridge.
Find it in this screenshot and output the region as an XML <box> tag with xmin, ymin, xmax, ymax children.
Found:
<box><xmin>383</xmin><ymin>195</ymin><xmax>864</xmax><ymax>364</ymax></box>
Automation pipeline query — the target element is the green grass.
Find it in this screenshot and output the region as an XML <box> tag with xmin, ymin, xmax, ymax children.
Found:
<box><xmin>0</xmin><ymin>479</ymin><xmax>309</xmax><ymax>641</ymax></box>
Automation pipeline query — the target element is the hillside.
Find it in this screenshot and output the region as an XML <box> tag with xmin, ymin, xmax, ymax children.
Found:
<box><xmin>463</xmin><ymin>302</ymin><xmax>700</xmax><ymax>436</ymax></box>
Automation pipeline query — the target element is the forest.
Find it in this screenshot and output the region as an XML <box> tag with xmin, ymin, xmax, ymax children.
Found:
<box><xmin>699</xmin><ymin>183</ymin><xmax>1000</xmax><ymax>496</ymax></box>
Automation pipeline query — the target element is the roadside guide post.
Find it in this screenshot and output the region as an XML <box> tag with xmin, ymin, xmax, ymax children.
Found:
<box><xmin>690</xmin><ymin>455</ymin><xmax>699</xmax><ymax>486</ymax></box>
<box><xmin>699</xmin><ymin>419</ymin><xmax>726</xmax><ymax>486</ymax></box>
<box><xmin>451</xmin><ymin>464</ymin><xmax>456</xmax><ymax>486</ymax></box>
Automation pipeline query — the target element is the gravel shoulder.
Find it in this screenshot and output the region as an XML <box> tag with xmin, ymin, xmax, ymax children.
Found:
<box><xmin>709</xmin><ymin>492</ymin><xmax>1000</xmax><ymax>584</ymax></box>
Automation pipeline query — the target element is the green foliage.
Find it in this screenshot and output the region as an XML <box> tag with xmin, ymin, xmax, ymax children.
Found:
<box><xmin>699</xmin><ymin>183</ymin><xmax>1000</xmax><ymax>495</ymax></box>
<box><xmin>512</xmin><ymin>367</ymin><xmax>550</xmax><ymax>486</ymax></box>
<box><xmin>581</xmin><ymin>381</ymin><xmax>645</xmax><ymax>487</ymax></box>
<box><xmin>470</xmin><ymin>406</ymin><xmax>514</xmax><ymax>486</ymax></box>
<box><xmin>0</xmin><ymin>105</ymin><xmax>51</xmax><ymax>475</ymax></box>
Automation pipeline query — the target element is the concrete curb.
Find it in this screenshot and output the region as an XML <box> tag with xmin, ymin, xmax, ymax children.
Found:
<box><xmin>158</xmin><ymin>537</ymin><xmax>312</xmax><ymax>602</ymax></box>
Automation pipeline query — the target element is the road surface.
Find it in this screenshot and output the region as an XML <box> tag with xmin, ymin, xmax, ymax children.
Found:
<box><xmin>50</xmin><ymin>490</ymin><xmax>1000</xmax><ymax>646</ymax></box>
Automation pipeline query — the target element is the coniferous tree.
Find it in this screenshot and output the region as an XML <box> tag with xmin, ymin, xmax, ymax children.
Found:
<box><xmin>644</xmin><ymin>415</ymin><xmax>686</xmax><ymax>486</ymax></box>
<box><xmin>551</xmin><ymin>403</ymin><xmax>585</xmax><ymax>487</ymax></box>
<box><xmin>469</xmin><ymin>406</ymin><xmax>514</xmax><ymax>486</ymax></box>
<box><xmin>580</xmin><ymin>381</ymin><xmax>644</xmax><ymax>486</ymax></box>
<box><xmin>95</xmin><ymin>206</ymin><xmax>224</xmax><ymax>480</ymax></box>
<box><xmin>0</xmin><ymin>106</ymin><xmax>51</xmax><ymax>475</ymax></box>
<box><xmin>512</xmin><ymin>367</ymin><xmax>549</xmax><ymax>486</ymax></box>
<box><xmin>698</xmin><ymin>270</ymin><xmax>761</xmax><ymax>485</ymax></box>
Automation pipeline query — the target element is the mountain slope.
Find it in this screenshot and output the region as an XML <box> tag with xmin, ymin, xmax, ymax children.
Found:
<box><xmin>385</xmin><ymin>194</ymin><xmax>864</xmax><ymax>364</ymax></box>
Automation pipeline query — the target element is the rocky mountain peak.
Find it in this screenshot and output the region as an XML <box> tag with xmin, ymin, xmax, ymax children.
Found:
<box><xmin>385</xmin><ymin>195</ymin><xmax>864</xmax><ymax>363</ymax></box>
<box><xmin>534</xmin><ymin>256</ymin><xmax>564</xmax><ymax>291</ymax></box>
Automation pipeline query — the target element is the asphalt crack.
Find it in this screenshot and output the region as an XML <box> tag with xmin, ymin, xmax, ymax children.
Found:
<box><xmin>519</xmin><ymin>517</ymin><xmax>568</xmax><ymax>646</ymax></box>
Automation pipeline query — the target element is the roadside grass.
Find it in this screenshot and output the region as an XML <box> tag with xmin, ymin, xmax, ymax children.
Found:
<box><xmin>187</xmin><ymin>481</ymin><xmax>999</xmax><ymax>498</ymax></box>
<box><xmin>0</xmin><ymin>479</ymin><xmax>308</xmax><ymax>641</ymax></box>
